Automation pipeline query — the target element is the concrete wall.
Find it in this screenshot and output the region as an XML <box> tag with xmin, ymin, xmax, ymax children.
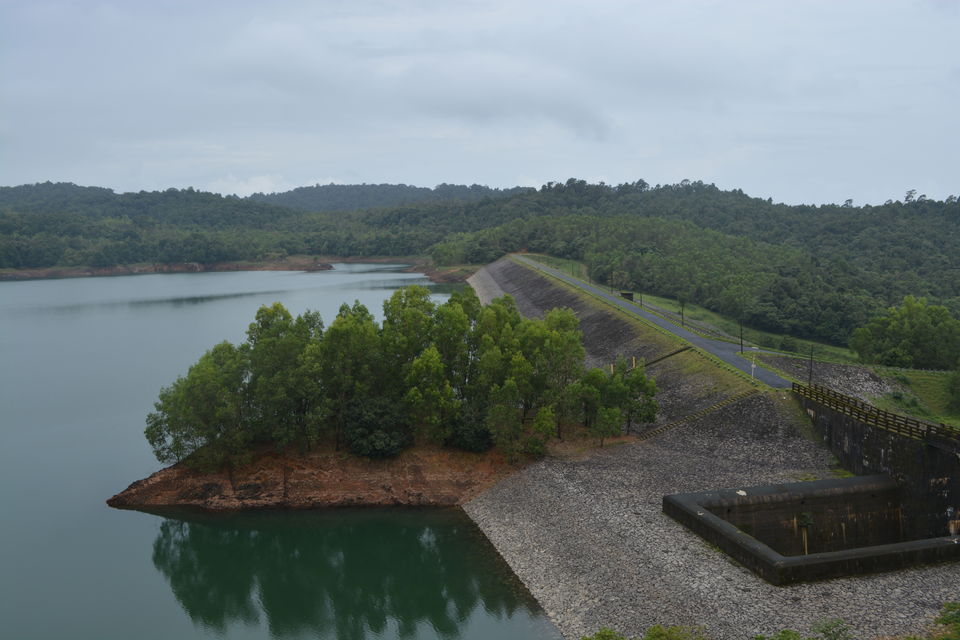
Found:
<box><xmin>795</xmin><ymin>396</ymin><xmax>960</xmax><ymax>539</ymax></box>
<box><xmin>663</xmin><ymin>476</ymin><xmax>960</xmax><ymax>585</ymax></box>
<box><xmin>714</xmin><ymin>482</ymin><xmax>903</xmax><ymax>555</ymax></box>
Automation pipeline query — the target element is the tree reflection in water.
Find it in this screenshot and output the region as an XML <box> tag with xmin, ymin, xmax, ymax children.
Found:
<box><xmin>150</xmin><ymin>508</ymin><xmax>545</xmax><ymax>640</ymax></box>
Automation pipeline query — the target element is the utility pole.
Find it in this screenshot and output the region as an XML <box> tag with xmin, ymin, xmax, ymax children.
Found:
<box><xmin>740</xmin><ymin>319</ymin><xmax>744</xmax><ymax>354</ymax></box>
<box><xmin>808</xmin><ymin>344</ymin><xmax>815</xmax><ymax>386</ymax></box>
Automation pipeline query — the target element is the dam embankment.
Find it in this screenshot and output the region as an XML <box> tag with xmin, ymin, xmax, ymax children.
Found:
<box><xmin>464</xmin><ymin>256</ymin><xmax>957</xmax><ymax>640</ymax></box>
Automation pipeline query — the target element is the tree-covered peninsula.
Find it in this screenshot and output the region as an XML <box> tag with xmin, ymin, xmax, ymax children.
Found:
<box><xmin>145</xmin><ymin>285</ymin><xmax>657</xmax><ymax>471</ymax></box>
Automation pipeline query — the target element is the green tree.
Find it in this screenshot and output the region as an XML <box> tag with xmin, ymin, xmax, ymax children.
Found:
<box><xmin>592</xmin><ymin>406</ymin><xmax>622</xmax><ymax>446</ymax></box>
<box><xmin>319</xmin><ymin>302</ymin><xmax>381</xmax><ymax>450</ymax></box>
<box><xmin>536</xmin><ymin>308</ymin><xmax>585</xmax><ymax>437</ymax></box>
<box><xmin>432</xmin><ymin>299</ymin><xmax>472</xmax><ymax>395</ymax></box>
<box><xmin>487</xmin><ymin>379</ymin><xmax>523</xmax><ymax>461</ymax></box>
<box><xmin>404</xmin><ymin>344</ymin><xmax>458</xmax><ymax>443</ymax></box>
<box><xmin>577</xmin><ymin>368</ymin><xmax>607</xmax><ymax>428</ymax></box>
<box><xmin>380</xmin><ymin>285</ymin><xmax>436</xmax><ymax>387</ymax></box>
<box><xmin>524</xmin><ymin>404</ymin><xmax>556</xmax><ymax>456</ymax></box>
<box><xmin>141</xmin><ymin>286</ymin><xmax>657</xmax><ymax>465</ymax></box>
<box><xmin>622</xmin><ymin>363</ymin><xmax>658</xmax><ymax>430</ymax></box>
<box><xmin>245</xmin><ymin>303</ymin><xmax>324</xmax><ymax>449</ymax></box>
<box><xmin>343</xmin><ymin>396</ymin><xmax>409</xmax><ymax>458</ymax></box>
<box><xmin>145</xmin><ymin>341</ymin><xmax>250</xmax><ymax>470</ymax></box>
<box><xmin>850</xmin><ymin>296</ymin><xmax>960</xmax><ymax>369</ymax></box>
<box><xmin>508</xmin><ymin>352</ymin><xmax>537</xmax><ymax>417</ymax></box>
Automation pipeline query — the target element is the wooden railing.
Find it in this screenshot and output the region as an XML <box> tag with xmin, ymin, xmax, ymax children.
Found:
<box><xmin>792</xmin><ymin>383</ymin><xmax>960</xmax><ymax>444</ymax></box>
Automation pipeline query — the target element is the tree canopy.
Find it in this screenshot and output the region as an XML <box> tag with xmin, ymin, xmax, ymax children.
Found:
<box><xmin>144</xmin><ymin>286</ymin><xmax>657</xmax><ymax>469</ymax></box>
<box><xmin>849</xmin><ymin>296</ymin><xmax>960</xmax><ymax>369</ymax></box>
<box><xmin>4</xmin><ymin>178</ymin><xmax>958</xmax><ymax>346</ymax></box>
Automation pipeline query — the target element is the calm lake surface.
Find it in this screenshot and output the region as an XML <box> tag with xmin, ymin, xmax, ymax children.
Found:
<box><xmin>0</xmin><ymin>265</ymin><xmax>559</xmax><ymax>640</ymax></box>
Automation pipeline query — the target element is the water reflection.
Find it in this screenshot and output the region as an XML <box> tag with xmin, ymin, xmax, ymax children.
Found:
<box><xmin>23</xmin><ymin>289</ymin><xmax>295</xmax><ymax>314</ymax></box>
<box><xmin>150</xmin><ymin>509</ymin><xmax>544</xmax><ymax>640</ymax></box>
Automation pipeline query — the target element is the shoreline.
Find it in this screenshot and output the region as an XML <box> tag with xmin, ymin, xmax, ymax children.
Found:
<box><xmin>103</xmin><ymin>257</ymin><xmax>487</xmax><ymax>513</ymax></box>
<box><xmin>107</xmin><ymin>445</ymin><xmax>518</xmax><ymax>512</ymax></box>
<box><xmin>0</xmin><ymin>255</ymin><xmax>475</xmax><ymax>284</ymax></box>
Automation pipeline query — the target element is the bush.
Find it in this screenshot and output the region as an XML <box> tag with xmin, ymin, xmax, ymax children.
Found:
<box><xmin>446</xmin><ymin>409</ymin><xmax>493</xmax><ymax>453</ymax></box>
<box><xmin>344</xmin><ymin>398</ymin><xmax>410</xmax><ymax>458</ymax></box>
<box><xmin>937</xmin><ymin>602</ymin><xmax>960</xmax><ymax>639</ymax></box>
<box><xmin>754</xmin><ymin>619</ymin><xmax>851</xmax><ymax>640</ymax></box>
<box><xmin>644</xmin><ymin>626</ymin><xmax>707</xmax><ymax>640</ymax></box>
<box><xmin>581</xmin><ymin>625</ymin><xmax>707</xmax><ymax>640</ymax></box>
<box><xmin>948</xmin><ymin>369</ymin><xmax>960</xmax><ymax>413</ymax></box>
<box><xmin>581</xmin><ymin>630</ymin><xmax>628</xmax><ymax>640</ymax></box>
<box><xmin>780</xmin><ymin>336</ymin><xmax>799</xmax><ymax>352</ymax></box>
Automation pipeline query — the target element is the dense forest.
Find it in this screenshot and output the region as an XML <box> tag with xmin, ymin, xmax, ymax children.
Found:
<box><xmin>2</xmin><ymin>179</ymin><xmax>958</xmax><ymax>347</ymax></box>
<box><xmin>248</xmin><ymin>182</ymin><xmax>532</xmax><ymax>211</ymax></box>
<box><xmin>145</xmin><ymin>286</ymin><xmax>656</xmax><ymax>469</ymax></box>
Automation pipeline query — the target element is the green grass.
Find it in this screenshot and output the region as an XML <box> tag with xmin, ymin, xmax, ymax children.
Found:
<box><xmin>871</xmin><ymin>368</ymin><xmax>960</xmax><ymax>427</ymax></box>
<box><xmin>524</xmin><ymin>253</ymin><xmax>592</xmax><ymax>280</ymax></box>
<box><xmin>522</xmin><ymin>253</ymin><xmax>859</xmax><ymax>364</ymax></box>
<box><xmin>516</xmin><ymin>255</ymin><xmax>758</xmax><ymax>393</ymax></box>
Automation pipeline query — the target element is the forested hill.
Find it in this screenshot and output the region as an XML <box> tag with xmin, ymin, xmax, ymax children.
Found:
<box><xmin>0</xmin><ymin>182</ymin><xmax>301</xmax><ymax>227</ymax></box>
<box><xmin>2</xmin><ymin>178</ymin><xmax>958</xmax><ymax>345</ymax></box>
<box><xmin>247</xmin><ymin>183</ymin><xmax>533</xmax><ymax>211</ymax></box>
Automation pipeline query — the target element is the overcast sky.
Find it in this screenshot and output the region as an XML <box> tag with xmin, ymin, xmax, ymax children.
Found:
<box><xmin>1</xmin><ymin>1</ymin><xmax>957</xmax><ymax>205</ymax></box>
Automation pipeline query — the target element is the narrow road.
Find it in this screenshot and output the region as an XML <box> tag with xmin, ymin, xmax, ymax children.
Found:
<box><xmin>512</xmin><ymin>254</ymin><xmax>791</xmax><ymax>388</ymax></box>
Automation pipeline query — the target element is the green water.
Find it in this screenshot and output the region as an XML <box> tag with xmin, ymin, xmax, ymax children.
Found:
<box><xmin>0</xmin><ymin>265</ymin><xmax>558</xmax><ymax>640</ymax></box>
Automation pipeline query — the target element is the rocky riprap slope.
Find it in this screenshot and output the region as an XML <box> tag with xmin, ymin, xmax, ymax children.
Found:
<box><xmin>465</xmin><ymin>257</ymin><xmax>956</xmax><ymax>640</ymax></box>
<box><xmin>757</xmin><ymin>354</ymin><xmax>902</xmax><ymax>402</ymax></box>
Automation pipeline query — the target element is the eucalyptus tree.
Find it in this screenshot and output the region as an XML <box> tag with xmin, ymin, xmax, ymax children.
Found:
<box><xmin>145</xmin><ymin>341</ymin><xmax>250</xmax><ymax>470</ymax></box>
<box><xmin>405</xmin><ymin>344</ymin><xmax>458</xmax><ymax>444</ymax></box>
<box><xmin>380</xmin><ymin>286</ymin><xmax>437</xmax><ymax>391</ymax></box>
<box><xmin>486</xmin><ymin>379</ymin><xmax>523</xmax><ymax>460</ymax></box>
<box><xmin>143</xmin><ymin>287</ymin><xmax>657</xmax><ymax>467</ymax></box>
<box><xmin>245</xmin><ymin>303</ymin><xmax>325</xmax><ymax>449</ymax></box>
<box><xmin>319</xmin><ymin>302</ymin><xmax>381</xmax><ymax>450</ymax></box>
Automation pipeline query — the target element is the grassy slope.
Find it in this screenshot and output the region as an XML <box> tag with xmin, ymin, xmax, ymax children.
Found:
<box><xmin>525</xmin><ymin>253</ymin><xmax>860</xmax><ymax>363</ymax></box>
<box><xmin>872</xmin><ymin>368</ymin><xmax>960</xmax><ymax>426</ymax></box>
<box><xmin>499</xmin><ymin>257</ymin><xmax>826</xmax><ymax>465</ymax></box>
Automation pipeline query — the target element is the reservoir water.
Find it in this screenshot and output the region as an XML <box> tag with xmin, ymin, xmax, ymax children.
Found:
<box><xmin>0</xmin><ymin>265</ymin><xmax>559</xmax><ymax>640</ymax></box>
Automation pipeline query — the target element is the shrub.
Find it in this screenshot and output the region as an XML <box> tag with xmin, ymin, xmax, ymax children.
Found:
<box><xmin>344</xmin><ymin>397</ymin><xmax>410</xmax><ymax>458</ymax></box>
<box><xmin>936</xmin><ymin>602</ymin><xmax>960</xmax><ymax>639</ymax></box>
<box><xmin>581</xmin><ymin>630</ymin><xmax>628</xmax><ymax>640</ymax></box>
<box><xmin>446</xmin><ymin>406</ymin><xmax>493</xmax><ymax>453</ymax></box>
<box><xmin>780</xmin><ymin>336</ymin><xmax>799</xmax><ymax>352</ymax></box>
<box><xmin>948</xmin><ymin>369</ymin><xmax>960</xmax><ymax>413</ymax></box>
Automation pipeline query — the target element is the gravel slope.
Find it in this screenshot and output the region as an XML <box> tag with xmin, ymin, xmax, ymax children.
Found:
<box><xmin>465</xmin><ymin>258</ymin><xmax>958</xmax><ymax>640</ymax></box>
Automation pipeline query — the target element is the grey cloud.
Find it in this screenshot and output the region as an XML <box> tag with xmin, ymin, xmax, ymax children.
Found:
<box><xmin>1</xmin><ymin>0</ymin><xmax>958</xmax><ymax>204</ymax></box>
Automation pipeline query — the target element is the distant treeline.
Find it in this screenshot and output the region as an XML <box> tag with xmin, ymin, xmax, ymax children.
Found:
<box><xmin>2</xmin><ymin>179</ymin><xmax>959</xmax><ymax>345</ymax></box>
<box><xmin>248</xmin><ymin>182</ymin><xmax>532</xmax><ymax>211</ymax></box>
<box><xmin>145</xmin><ymin>286</ymin><xmax>656</xmax><ymax>469</ymax></box>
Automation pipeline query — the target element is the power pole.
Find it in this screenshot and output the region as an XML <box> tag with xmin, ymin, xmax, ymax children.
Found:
<box><xmin>808</xmin><ymin>344</ymin><xmax>815</xmax><ymax>386</ymax></box>
<box><xmin>740</xmin><ymin>319</ymin><xmax>744</xmax><ymax>354</ymax></box>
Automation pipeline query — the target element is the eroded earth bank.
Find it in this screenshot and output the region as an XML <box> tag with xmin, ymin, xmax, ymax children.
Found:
<box><xmin>464</xmin><ymin>257</ymin><xmax>957</xmax><ymax>640</ymax></box>
<box><xmin>108</xmin><ymin>446</ymin><xmax>514</xmax><ymax>510</ymax></box>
